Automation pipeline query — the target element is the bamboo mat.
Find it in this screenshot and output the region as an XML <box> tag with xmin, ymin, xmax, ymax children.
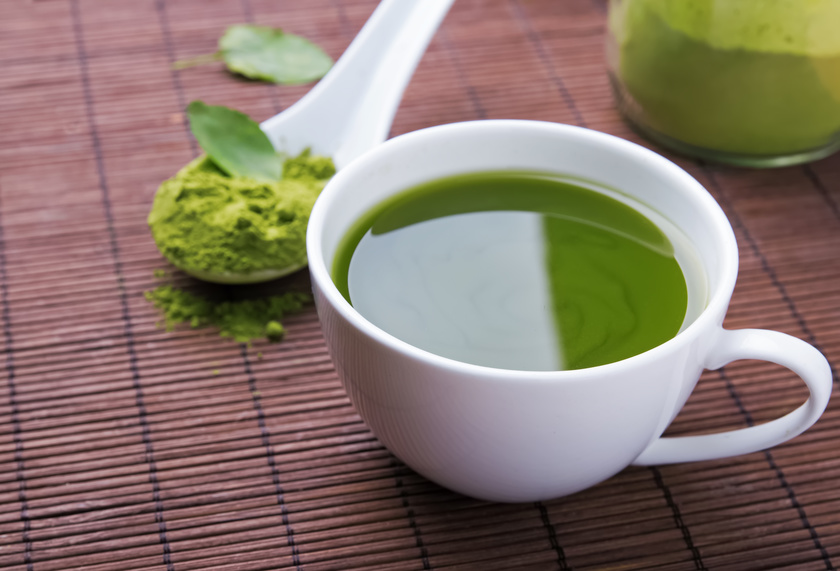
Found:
<box><xmin>1</xmin><ymin>0</ymin><xmax>840</xmax><ymax>569</ymax></box>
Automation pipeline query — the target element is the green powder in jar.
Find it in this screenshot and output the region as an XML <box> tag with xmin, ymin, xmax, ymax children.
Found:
<box><xmin>611</xmin><ymin>0</ymin><xmax>840</xmax><ymax>156</ymax></box>
<box><xmin>147</xmin><ymin>150</ymin><xmax>335</xmax><ymax>276</ymax></box>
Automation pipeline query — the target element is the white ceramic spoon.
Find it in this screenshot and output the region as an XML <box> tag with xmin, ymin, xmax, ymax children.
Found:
<box><xmin>184</xmin><ymin>0</ymin><xmax>456</xmax><ymax>284</ymax></box>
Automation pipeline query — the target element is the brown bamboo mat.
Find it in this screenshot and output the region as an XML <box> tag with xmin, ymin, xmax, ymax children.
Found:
<box><xmin>1</xmin><ymin>0</ymin><xmax>839</xmax><ymax>569</ymax></box>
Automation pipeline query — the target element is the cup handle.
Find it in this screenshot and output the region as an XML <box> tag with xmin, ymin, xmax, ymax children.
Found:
<box><xmin>633</xmin><ymin>329</ymin><xmax>832</xmax><ymax>466</ymax></box>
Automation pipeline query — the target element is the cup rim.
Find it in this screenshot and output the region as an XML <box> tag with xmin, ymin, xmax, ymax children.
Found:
<box><xmin>307</xmin><ymin>119</ymin><xmax>739</xmax><ymax>380</ymax></box>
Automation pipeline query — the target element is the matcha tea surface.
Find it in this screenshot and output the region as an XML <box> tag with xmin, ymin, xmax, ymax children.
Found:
<box><xmin>333</xmin><ymin>172</ymin><xmax>690</xmax><ymax>371</ymax></box>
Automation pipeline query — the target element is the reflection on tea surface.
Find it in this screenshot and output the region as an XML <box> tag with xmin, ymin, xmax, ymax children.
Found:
<box><xmin>333</xmin><ymin>172</ymin><xmax>701</xmax><ymax>371</ymax></box>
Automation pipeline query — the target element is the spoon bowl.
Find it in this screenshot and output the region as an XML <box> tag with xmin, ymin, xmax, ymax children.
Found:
<box><xmin>180</xmin><ymin>264</ymin><xmax>307</xmax><ymax>285</ymax></box>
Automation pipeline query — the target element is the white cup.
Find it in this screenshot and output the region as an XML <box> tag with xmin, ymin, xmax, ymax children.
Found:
<box><xmin>306</xmin><ymin>120</ymin><xmax>832</xmax><ymax>503</ymax></box>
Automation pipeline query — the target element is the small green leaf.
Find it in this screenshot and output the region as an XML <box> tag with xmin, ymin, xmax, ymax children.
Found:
<box><xmin>186</xmin><ymin>101</ymin><xmax>282</xmax><ymax>181</ymax></box>
<box><xmin>219</xmin><ymin>24</ymin><xmax>333</xmax><ymax>85</ymax></box>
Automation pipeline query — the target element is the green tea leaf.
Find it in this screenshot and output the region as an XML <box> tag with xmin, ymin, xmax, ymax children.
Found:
<box><xmin>219</xmin><ymin>24</ymin><xmax>333</xmax><ymax>85</ymax></box>
<box><xmin>187</xmin><ymin>101</ymin><xmax>282</xmax><ymax>181</ymax></box>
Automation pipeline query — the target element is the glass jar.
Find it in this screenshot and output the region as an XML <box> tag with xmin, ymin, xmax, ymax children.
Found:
<box><xmin>606</xmin><ymin>0</ymin><xmax>840</xmax><ymax>167</ymax></box>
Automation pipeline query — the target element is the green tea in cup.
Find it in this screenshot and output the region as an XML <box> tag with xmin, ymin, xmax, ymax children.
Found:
<box><xmin>308</xmin><ymin>120</ymin><xmax>831</xmax><ymax>501</ymax></box>
<box><xmin>332</xmin><ymin>171</ymin><xmax>706</xmax><ymax>371</ymax></box>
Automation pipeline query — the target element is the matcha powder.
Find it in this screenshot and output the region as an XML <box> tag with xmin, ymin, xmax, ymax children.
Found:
<box><xmin>148</xmin><ymin>150</ymin><xmax>335</xmax><ymax>275</ymax></box>
<box><xmin>145</xmin><ymin>285</ymin><xmax>310</xmax><ymax>343</ymax></box>
<box><xmin>612</xmin><ymin>0</ymin><xmax>840</xmax><ymax>156</ymax></box>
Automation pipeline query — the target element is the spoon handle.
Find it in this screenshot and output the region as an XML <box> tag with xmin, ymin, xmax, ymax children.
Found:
<box><xmin>261</xmin><ymin>0</ymin><xmax>456</xmax><ymax>168</ymax></box>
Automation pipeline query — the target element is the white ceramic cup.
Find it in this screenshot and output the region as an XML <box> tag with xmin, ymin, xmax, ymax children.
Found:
<box><xmin>306</xmin><ymin>120</ymin><xmax>832</xmax><ymax>503</ymax></box>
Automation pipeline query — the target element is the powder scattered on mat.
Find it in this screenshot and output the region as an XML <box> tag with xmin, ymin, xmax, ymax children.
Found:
<box><xmin>147</xmin><ymin>150</ymin><xmax>335</xmax><ymax>276</ymax></box>
<box><xmin>145</xmin><ymin>284</ymin><xmax>310</xmax><ymax>343</ymax></box>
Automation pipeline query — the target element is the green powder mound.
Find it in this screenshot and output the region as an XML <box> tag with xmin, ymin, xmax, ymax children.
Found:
<box><xmin>148</xmin><ymin>151</ymin><xmax>335</xmax><ymax>276</ymax></box>
<box><xmin>145</xmin><ymin>284</ymin><xmax>310</xmax><ymax>343</ymax></box>
<box><xmin>282</xmin><ymin>151</ymin><xmax>336</xmax><ymax>180</ymax></box>
<box><xmin>629</xmin><ymin>0</ymin><xmax>840</xmax><ymax>56</ymax></box>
